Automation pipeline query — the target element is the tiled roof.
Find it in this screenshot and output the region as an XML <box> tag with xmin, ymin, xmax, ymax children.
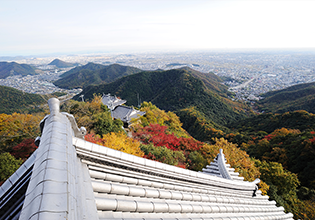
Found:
<box><xmin>0</xmin><ymin>150</ymin><xmax>37</xmax><ymax>220</ymax></box>
<box><xmin>202</xmin><ymin>149</ymin><xmax>245</xmax><ymax>181</ymax></box>
<box><xmin>111</xmin><ymin>105</ymin><xmax>146</xmax><ymax>123</ymax></box>
<box><xmin>0</xmin><ymin>98</ymin><xmax>294</xmax><ymax>220</ymax></box>
<box><xmin>101</xmin><ymin>93</ymin><xmax>145</xmax><ymax>124</ymax></box>
<box><xmin>102</xmin><ymin>93</ymin><xmax>126</xmax><ymax>110</ymax></box>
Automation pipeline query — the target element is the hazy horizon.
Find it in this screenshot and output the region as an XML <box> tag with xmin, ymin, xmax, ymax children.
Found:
<box><xmin>1</xmin><ymin>0</ymin><xmax>315</xmax><ymax>57</ymax></box>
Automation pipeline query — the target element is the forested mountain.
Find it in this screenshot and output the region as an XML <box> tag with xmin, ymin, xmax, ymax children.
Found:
<box><xmin>48</xmin><ymin>58</ymin><xmax>77</xmax><ymax>68</ymax></box>
<box><xmin>0</xmin><ymin>85</ymin><xmax>47</xmax><ymax>114</ymax></box>
<box><xmin>228</xmin><ymin>110</ymin><xmax>315</xmax><ymax>133</ymax></box>
<box><xmin>0</xmin><ymin>61</ymin><xmax>37</xmax><ymax>79</ymax></box>
<box><xmin>74</xmin><ymin>68</ymin><xmax>250</xmax><ymax>128</ymax></box>
<box><xmin>59</xmin><ymin>62</ymin><xmax>106</xmax><ymax>78</ymax></box>
<box><xmin>179</xmin><ymin>66</ymin><xmax>231</xmax><ymax>97</ymax></box>
<box><xmin>257</xmin><ymin>81</ymin><xmax>315</xmax><ymax>113</ymax></box>
<box><xmin>53</xmin><ymin>63</ymin><xmax>142</xmax><ymax>89</ymax></box>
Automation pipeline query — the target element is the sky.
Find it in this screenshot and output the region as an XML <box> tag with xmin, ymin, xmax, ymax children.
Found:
<box><xmin>1</xmin><ymin>0</ymin><xmax>315</xmax><ymax>56</ymax></box>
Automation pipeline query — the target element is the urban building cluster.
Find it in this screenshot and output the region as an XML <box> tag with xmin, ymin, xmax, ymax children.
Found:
<box><xmin>0</xmin><ymin>66</ymin><xmax>80</xmax><ymax>95</ymax></box>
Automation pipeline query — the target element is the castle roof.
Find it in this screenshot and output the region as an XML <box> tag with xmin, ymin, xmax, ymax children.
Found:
<box><xmin>112</xmin><ymin>105</ymin><xmax>146</xmax><ymax>124</ymax></box>
<box><xmin>0</xmin><ymin>98</ymin><xmax>293</xmax><ymax>220</ymax></box>
<box><xmin>101</xmin><ymin>93</ymin><xmax>127</xmax><ymax>110</ymax></box>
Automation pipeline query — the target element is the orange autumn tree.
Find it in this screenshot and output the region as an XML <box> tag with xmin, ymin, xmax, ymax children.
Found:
<box><xmin>199</xmin><ymin>137</ymin><xmax>269</xmax><ymax>194</ymax></box>
<box><xmin>85</xmin><ymin>132</ymin><xmax>144</xmax><ymax>157</ymax></box>
<box><xmin>0</xmin><ymin>113</ymin><xmax>42</xmax><ymax>153</ymax></box>
<box><xmin>0</xmin><ymin>113</ymin><xmax>42</xmax><ymax>185</ymax></box>
<box><xmin>137</xmin><ymin>101</ymin><xmax>189</xmax><ymax>138</ymax></box>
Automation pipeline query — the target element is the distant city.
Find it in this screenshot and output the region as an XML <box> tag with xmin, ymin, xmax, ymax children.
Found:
<box><xmin>1</xmin><ymin>50</ymin><xmax>315</xmax><ymax>101</ymax></box>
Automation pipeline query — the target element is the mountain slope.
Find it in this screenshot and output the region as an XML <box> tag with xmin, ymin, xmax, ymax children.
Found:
<box><xmin>74</xmin><ymin>68</ymin><xmax>248</xmax><ymax>127</ymax></box>
<box><xmin>228</xmin><ymin>110</ymin><xmax>315</xmax><ymax>133</ymax></box>
<box><xmin>53</xmin><ymin>63</ymin><xmax>142</xmax><ymax>89</ymax></box>
<box><xmin>59</xmin><ymin>62</ymin><xmax>105</xmax><ymax>78</ymax></box>
<box><xmin>0</xmin><ymin>85</ymin><xmax>47</xmax><ymax>114</ymax></box>
<box><xmin>48</xmin><ymin>59</ymin><xmax>77</xmax><ymax>68</ymax></box>
<box><xmin>178</xmin><ymin>67</ymin><xmax>230</xmax><ymax>97</ymax></box>
<box><xmin>0</xmin><ymin>62</ymin><xmax>37</xmax><ymax>79</ymax></box>
<box><xmin>257</xmin><ymin>82</ymin><xmax>315</xmax><ymax>113</ymax></box>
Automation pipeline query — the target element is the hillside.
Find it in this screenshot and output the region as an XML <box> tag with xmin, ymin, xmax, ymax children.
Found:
<box><xmin>228</xmin><ymin>110</ymin><xmax>315</xmax><ymax>133</ymax></box>
<box><xmin>53</xmin><ymin>63</ymin><xmax>142</xmax><ymax>89</ymax></box>
<box><xmin>59</xmin><ymin>62</ymin><xmax>106</xmax><ymax>78</ymax></box>
<box><xmin>179</xmin><ymin>66</ymin><xmax>231</xmax><ymax>97</ymax></box>
<box><xmin>257</xmin><ymin>82</ymin><xmax>315</xmax><ymax>113</ymax></box>
<box><xmin>0</xmin><ymin>62</ymin><xmax>37</xmax><ymax>79</ymax></box>
<box><xmin>48</xmin><ymin>58</ymin><xmax>77</xmax><ymax>68</ymax></box>
<box><xmin>0</xmin><ymin>85</ymin><xmax>47</xmax><ymax>114</ymax></box>
<box><xmin>74</xmin><ymin>68</ymin><xmax>249</xmax><ymax>127</ymax></box>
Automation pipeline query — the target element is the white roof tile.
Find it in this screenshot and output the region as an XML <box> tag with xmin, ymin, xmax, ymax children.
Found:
<box><xmin>0</xmin><ymin>98</ymin><xmax>294</xmax><ymax>220</ymax></box>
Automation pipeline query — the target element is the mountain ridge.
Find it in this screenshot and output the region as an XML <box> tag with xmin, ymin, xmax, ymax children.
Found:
<box><xmin>74</xmin><ymin>67</ymin><xmax>249</xmax><ymax>127</ymax></box>
<box><xmin>0</xmin><ymin>85</ymin><xmax>47</xmax><ymax>114</ymax></box>
<box><xmin>48</xmin><ymin>58</ymin><xmax>77</xmax><ymax>68</ymax></box>
<box><xmin>53</xmin><ymin>63</ymin><xmax>142</xmax><ymax>89</ymax></box>
<box><xmin>257</xmin><ymin>81</ymin><xmax>315</xmax><ymax>113</ymax></box>
<box><xmin>0</xmin><ymin>62</ymin><xmax>37</xmax><ymax>79</ymax></box>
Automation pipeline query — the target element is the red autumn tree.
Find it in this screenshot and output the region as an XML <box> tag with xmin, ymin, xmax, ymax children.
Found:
<box><xmin>11</xmin><ymin>138</ymin><xmax>37</xmax><ymax>161</ymax></box>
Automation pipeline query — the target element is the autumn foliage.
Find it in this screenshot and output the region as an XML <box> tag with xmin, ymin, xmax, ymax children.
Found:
<box><xmin>61</xmin><ymin>95</ymin><xmax>124</xmax><ymax>135</ymax></box>
<box><xmin>11</xmin><ymin>138</ymin><xmax>37</xmax><ymax>161</ymax></box>
<box><xmin>133</xmin><ymin>123</ymin><xmax>206</xmax><ymax>170</ymax></box>
<box><xmin>85</xmin><ymin>132</ymin><xmax>144</xmax><ymax>157</ymax></box>
<box><xmin>2</xmin><ymin>95</ymin><xmax>315</xmax><ymax>219</ymax></box>
<box><xmin>138</xmin><ymin>101</ymin><xmax>189</xmax><ymax>137</ymax></box>
<box><xmin>199</xmin><ymin>138</ymin><xmax>268</xmax><ymax>194</ymax></box>
<box><xmin>134</xmin><ymin>124</ymin><xmax>203</xmax><ymax>151</ymax></box>
<box><xmin>0</xmin><ymin>113</ymin><xmax>42</xmax><ymax>153</ymax></box>
<box><xmin>140</xmin><ymin>144</ymin><xmax>186</xmax><ymax>168</ymax></box>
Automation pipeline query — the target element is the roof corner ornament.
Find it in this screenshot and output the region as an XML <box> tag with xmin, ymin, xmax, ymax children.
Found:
<box><xmin>34</xmin><ymin>136</ymin><xmax>41</xmax><ymax>147</ymax></box>
<box><xmin>38</xmin><ymin>98</ymin><xmax>87</xmax><ymax>142</ymax></box>
<box><xmin>217</xmin><ymin>149</ymin><xmax>232</xmax><ymax>180</ymax></box>
<box><xmin>252</xmin><ymin>178</ymin><xmax>261</xmax><ymax>197</ymax></box>
<box><xmin>202</xmin><ymin>149</ymin><xmax>245</xmax><ymax>181</ymax></box>
<box><xmin>48</xmin><ymin>97</ymin><xmax>60</xmax><ymax>115</ymax></box>
<box><xmin>252</xmin><ymin>178</ymin><xmax>260</xmax><ymax>185</ymax></box>
<box><xmin>37</xmin><ymin>98</ymin><xmax>61</xmax><ymax>145</ymax></box>
<box><xmin>61</xmin><ymin>112</ymin><xmax>87</xmax><ymax>139</ymax></box>
<box><xmin>219</xmin><ymin>148</ymin><xmax>224</xmax><ymax>155</ymax></box>
<box><xmin>49</xmin><ymin>97</ymin><xmax>86</xmax><ymax>139</ymax></box>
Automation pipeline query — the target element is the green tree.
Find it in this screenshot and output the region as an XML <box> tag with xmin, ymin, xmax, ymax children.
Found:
<box><xmin>255</xmin><ymin>160</ymin><xmax>300</xmax><ymax>216</ymax></box>
<box><xmin>92</xmin><ymin>112</ymin><xmax>124</xmax><ymax>135</ymax></box>
<box><xmin>256</xmin><ymin>160</ymin><xmax>299</xmax><ymax>197</ymax></box>
<box><xmin>61</xmin><ymin>95</ymin><xmax>124</xmax><ymax>135</ymax></box>
<box><xmin>140</xmin><ymin>143</ymin><xmax>186</xmax><ymax>167</ymax></box>
<box><xmin>188</xmin><ymin>151</ymin><xmax>207</xmax><ymax>171</ymax></box>
<box><xmin>0</xmin><ymin>152</ymin><xmax>22</xmax><ymax>185</ymax></box>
